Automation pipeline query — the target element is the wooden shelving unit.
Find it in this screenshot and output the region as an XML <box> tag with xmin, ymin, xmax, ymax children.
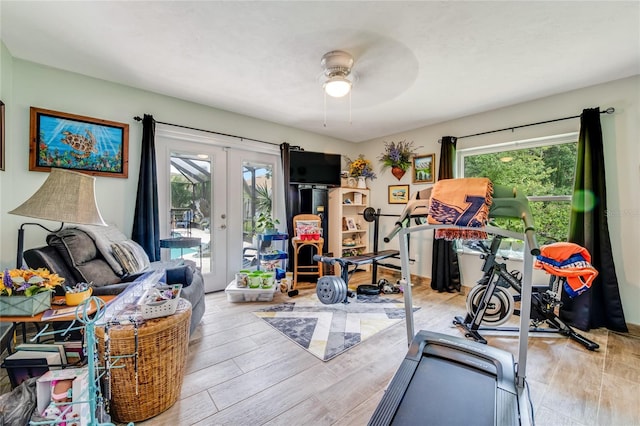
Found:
<box><xmin>328</xmin><ymin>187</ymin><xmax>370</xmax><ymax>275</ymax></box>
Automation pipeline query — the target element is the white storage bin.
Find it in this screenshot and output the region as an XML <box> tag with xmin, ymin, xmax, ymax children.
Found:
<box><xmin>138</xmin><ymin>284</ymin><xmax>182</xmax><ymax>319</ymax></box>
<box><xmin>225</xmin><ymin>280</ymin><xmax>276</xmax><ymax>302</ymax></box>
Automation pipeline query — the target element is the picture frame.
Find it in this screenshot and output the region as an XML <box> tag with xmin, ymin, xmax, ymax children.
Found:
<box><xmin>29</xmin><ymin>107</ymin><xmax>129</xmax><ymax>178</ymax></box>
<box><xmin>412</xmin><ymin>153</ymin><xmax>435</xmax><ymax>184</ymax></box>
<box><xmin>0</xmin><ymin>100</ymin><xmax>5</xmax><ymax>171</ymax></box>
<box><xmin>388</xmin><ymin>184</ymin><xmax>410</xmax><ymax>204</ymax></box>
<box><xmin>345</xmin><ymin>217</ymin><xmax>358</xmax><ymax>231</ymax></box>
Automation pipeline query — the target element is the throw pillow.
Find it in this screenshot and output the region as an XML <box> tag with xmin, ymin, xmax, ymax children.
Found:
<box><xmin>75</xmin><ymin>224</ymin><xmax>130</xmax><ymax>276</ymax></box>
<box><xmin>47</xmin><ymin>230</ymin><xmax>121</xmax><ymax>285</ymax></box>
<box><xmin>111</xmin><ymin>241</ymin><xmax>151</xmax><ymax>276</ymax></box>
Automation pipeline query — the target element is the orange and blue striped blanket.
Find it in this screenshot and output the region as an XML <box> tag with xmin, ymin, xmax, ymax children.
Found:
<box><xmin>427</xmin><ymin>177</ymin><xmax>493</xmax><ymax>240</ymax></box>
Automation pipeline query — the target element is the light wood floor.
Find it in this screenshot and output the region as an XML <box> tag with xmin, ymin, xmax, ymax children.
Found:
<box><xmin>3</xmin><ymin>271</ymin><xmax>639</xmax><ymax>425</ymax></box>
<box><xmin>139</xmin><ymin>271</ymin><xmax>640</xmax><ymax>426</ymax></box>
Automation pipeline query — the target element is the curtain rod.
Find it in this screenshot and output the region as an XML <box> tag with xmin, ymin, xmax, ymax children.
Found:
<box><xmin>133</xmin><ymin>115</ymin><xmax>280</xmax><ymax>147</ymax></box>
<box><xmin>449</xmin><ymin>107</ymin><xmax>615</xmax><ymax>141</ymax></box>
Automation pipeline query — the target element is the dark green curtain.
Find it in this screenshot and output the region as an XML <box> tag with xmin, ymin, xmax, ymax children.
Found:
<box><xmin>431</xmin><ymin>136</ymin><xmax>461</xmax><ymax>292</ymax></box>
<box><xmin>132</xmin><ymin>114</ymin><xmax>161</xmax><ymax>262</ymax></box>
<box><xmin>560</xmin><ymin>108</ymin><xmax>627</xmax><ymax>332</ymax></box>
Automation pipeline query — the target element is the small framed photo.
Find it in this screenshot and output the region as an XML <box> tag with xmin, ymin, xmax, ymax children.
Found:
<box><xmin>388</xmin><ymin>184</ymin><xmax>409</xmax><ymax>204</ymax></box>
<box><xmin>412</xmin><ymin>153</ymin><xmax>435</xmax><ymax>184</ymax></box>
<box><xmin>29</xmin><ymin>107</ymin><xmax>129</xmax><ymax>178</ymax></box>
<box><xmin>345</xmin><ymin>217</ymin><xmax>358</xmax><ymax>231</ymax></box>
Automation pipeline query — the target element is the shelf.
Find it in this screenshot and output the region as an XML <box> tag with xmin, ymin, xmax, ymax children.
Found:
<box><xmin>329</xmin><ymin>187</ymin><xmax>371</xmax><ymax>275</ymax></box>
<box><xmin>259</xmin><ymin>233</ymin><xmax>289</xmax><ymax>242</ymax></box>
<box><xmin>257</xmin><ymin>233</ymin><xmax>288</xmax><ymax>273</ymax></box>
<box><xmin>259</xmin><ymin>250</ymin><xmax>288</xmax><ymax>261</ymax></box>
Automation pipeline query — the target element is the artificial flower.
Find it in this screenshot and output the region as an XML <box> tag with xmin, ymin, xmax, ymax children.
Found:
<box><xmin>345</xmin><ymin>155</ymin><xmax>377</xmax><ymax>180</ymax></box>
<box><xmin>378</xmin><ymin>140</ymin><xmax>418</xmax><ymax>172</ymax></box>
<box><xmin>0</xmin><ymin>268</ymin><xmax>64</xmax><ymax>297</ymax></box>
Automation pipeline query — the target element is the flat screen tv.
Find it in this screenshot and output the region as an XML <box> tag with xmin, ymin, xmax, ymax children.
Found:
<box><xmin>290</xmin><ymin>150</ymin><xmax>341</xmax><ymax>187</ymax></box>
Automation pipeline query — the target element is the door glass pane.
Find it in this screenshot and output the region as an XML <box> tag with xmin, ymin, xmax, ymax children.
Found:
<box><xmin>242</xmin><ymin>161</ymin><xmax>273</xmax><ymax>268</ymax></box>
<box><xmin>169</xmin><ymin>152</ymin><xmax>212</xmax><ymax>273</ymax></box>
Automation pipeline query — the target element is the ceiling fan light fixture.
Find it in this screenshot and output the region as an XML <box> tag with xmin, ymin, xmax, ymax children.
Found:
<box><xmin>324</xmin><ymin>76</ymin><xmax>352</xmax><ymax>98</ymax></box>
<box><xmin>321</xmin><ymin>50</ymin><xmax>355</xmax><ymax>98</ymax></box>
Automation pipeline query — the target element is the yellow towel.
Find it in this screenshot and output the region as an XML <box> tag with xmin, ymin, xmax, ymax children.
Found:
<box><xmin>428</xmin><ymin>177</ymin><xmax>493</xmax><ymax>240</ymax></box>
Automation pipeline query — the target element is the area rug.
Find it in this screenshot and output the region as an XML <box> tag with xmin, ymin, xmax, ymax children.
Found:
<box><xmin>254</xmin><ymin>293</ymin><xmax>418</xmax><ymax>361</ymax></box>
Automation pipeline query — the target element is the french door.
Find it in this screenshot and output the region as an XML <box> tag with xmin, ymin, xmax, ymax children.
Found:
<box><xmin>156</xmin><ymin>125</ymin><xmax>283</xmax><ymax>292</ymax></box>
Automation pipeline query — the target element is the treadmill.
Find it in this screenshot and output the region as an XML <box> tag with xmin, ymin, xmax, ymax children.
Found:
<box><xmin>370</xmin><ymin>184</ymin><xmax>538</xmax><ymax>426</ymax></box>
<box><xmin>368</xmin><ymin>330</ymin><xmax>519</xmax><ymax>426</ymax></box>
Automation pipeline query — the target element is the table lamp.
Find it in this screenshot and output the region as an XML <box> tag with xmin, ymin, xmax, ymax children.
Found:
<box><xmin>9</xmin><ymin>168</ymin><xmax>107</xmax><ymax>268</ymax></box>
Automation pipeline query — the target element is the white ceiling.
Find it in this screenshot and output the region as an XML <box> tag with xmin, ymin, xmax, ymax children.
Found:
<box><xmin>1</xmin><ymin>1</ymin><xmax>639</xmax><ymax>143</ymax></box>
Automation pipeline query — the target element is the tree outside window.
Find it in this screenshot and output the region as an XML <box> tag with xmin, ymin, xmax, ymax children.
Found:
<box><xmin>458</xmin><ymin>134</ymin><xmax>577</xmax><ymax>255</ymax></box>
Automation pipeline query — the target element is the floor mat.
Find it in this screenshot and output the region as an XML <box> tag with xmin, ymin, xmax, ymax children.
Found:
<box><xmin>254</xmin><ymin>293</ymin><xmax>418</xmax><ymax>361</ymax></box>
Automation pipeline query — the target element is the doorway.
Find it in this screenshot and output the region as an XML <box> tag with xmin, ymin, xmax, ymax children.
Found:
<box><xmin>156</xmin><ymin>126</ymin><xmax>283</xmax><ymax>292</ymax></box>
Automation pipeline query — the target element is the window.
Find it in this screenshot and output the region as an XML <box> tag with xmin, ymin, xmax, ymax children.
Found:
<box><xmin>169</xmin><ymin>152</ymin><xmax>211</xmax><ymax>272</ymax></box>
<box><xmin>242</xmin><ymin>161</ymin><xmax>274</xmax><ymax>242</ymax></box>
<box><xmin>457</xmin><ymin>133</ymin><xmax>578</xmax><ymax>257</ymax></box>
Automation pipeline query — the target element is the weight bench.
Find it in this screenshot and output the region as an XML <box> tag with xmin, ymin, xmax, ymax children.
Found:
<box><xmin>314</xmin><ymin>249</ymin><xmax>399</xmax><ymax>304</ymax></box>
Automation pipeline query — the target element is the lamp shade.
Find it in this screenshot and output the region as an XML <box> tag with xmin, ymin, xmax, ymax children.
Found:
<box><xmin>9</xmin><ymin>168</ymin><xmax>106</xmax><ymax>226</ymax></box>
<box><xmin>324</xmin><ymin>77</ymin><xmax>352</xmax><ymax>98</ymax></box>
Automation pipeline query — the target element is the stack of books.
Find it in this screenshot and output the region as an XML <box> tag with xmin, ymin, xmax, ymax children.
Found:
<box><xmin>3</xmin><ymin>343</ymin><xmax>66</xmax><ymax>388</ymax></box>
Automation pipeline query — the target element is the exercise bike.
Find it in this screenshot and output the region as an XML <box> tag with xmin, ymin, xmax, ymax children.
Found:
<box><xmin>453</xmin><ymin>234</ymin><xmax>599</xmax><ymax>351</ymax></box>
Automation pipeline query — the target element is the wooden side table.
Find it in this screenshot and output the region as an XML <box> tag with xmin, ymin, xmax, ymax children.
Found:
<box><xmin>96</xmin><ymin>299</ymin><xmax>192</xmax><ymax>423</ymax></box>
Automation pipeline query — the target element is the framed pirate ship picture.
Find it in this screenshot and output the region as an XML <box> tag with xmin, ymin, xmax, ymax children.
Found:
<box><xmin>29</xmin><ymin>107</ymin><xmax>129</xmax><ymax>178</ymax></box>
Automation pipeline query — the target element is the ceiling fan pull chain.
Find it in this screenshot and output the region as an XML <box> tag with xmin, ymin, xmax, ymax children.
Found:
<box><xmin>323</xmin><ymin>91</ymin><xmax>327</xmax><ymax>127</ymax></box>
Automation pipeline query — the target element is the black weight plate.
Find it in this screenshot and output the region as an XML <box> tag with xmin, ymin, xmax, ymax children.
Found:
<box><xmin>357</xmin><ymin>284</ymin><xmax>380</xmax><ymax>295</ymax></box>
<box><xmin>362</xmin><ymin>207</ymin><xmax>377</xmax><ymax>222</ymax></box>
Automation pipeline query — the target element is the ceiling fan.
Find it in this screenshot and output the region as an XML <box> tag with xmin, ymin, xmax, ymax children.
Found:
<box><xmin>320</xmin><ymin>50</ymin><xmax>357</xmax><ymax>98</ymax></box>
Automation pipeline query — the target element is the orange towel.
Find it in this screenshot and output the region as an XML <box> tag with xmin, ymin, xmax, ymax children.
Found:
<box><xmin>534</xmin><ymin>242</ymin><xmax>598</xmax><ymax>297</ymax></box>
<box><xmin>428</xmin><ymin>177</ymin><xmax>493</xmax><ymax>240</ymax></box>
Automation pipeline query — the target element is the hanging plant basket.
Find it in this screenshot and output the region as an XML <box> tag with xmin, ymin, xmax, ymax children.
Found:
<box><xmin>378</xmin><ymin>140</ymin><xmax>419</xmax><ymax>181</ymax></box>
<box><xmin>391</xmin><ymin>166</ymin><xmax>406</xmax><ymax>180</ymax></box>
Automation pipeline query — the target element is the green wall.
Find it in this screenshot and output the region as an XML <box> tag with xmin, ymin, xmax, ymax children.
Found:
<box><xmin>0</xmin><ymin>47</ymin><xmax>352</xmax><ymax>271</ymax></box>
<box><xmin>1</xmin><ymin>40</ymin><xmax>638</xmax><ymax>325</ymax></box>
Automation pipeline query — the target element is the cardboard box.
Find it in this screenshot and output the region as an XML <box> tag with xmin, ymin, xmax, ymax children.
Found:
<box><xmin>36</xmin><ymin>367</ymin><xmax>90</xmax><ymax>426</ymax></box>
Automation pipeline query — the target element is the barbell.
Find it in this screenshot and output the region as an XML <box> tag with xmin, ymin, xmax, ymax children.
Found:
<box><xmin>360</xmin><ymin>207</ymin><xmax>400</xmax><ymax>223</ymax></box>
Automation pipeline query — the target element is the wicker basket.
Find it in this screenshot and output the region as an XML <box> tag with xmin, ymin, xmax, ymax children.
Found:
<box><xmin>96</xmin><ymin>299</ymin><xmax>192</xmax><ymax>423</ymax></box>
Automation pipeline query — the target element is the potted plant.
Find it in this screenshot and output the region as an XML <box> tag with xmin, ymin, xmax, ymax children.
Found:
<box><xmin>0</xmin><ymin>268</ymin><xmax>65</xmax><ymax>316</ymax></box>
<box><xmin>345</xmin><ymin>154</ymin><xmax>376</xmax><ymax>188</ymax></box>
<box><xmin>255</xmin><ymin>211</ymin><xmax>280</xmax><ymax>235</ymax></box>
<box><xmin>378</xmin><ymin>140</ymin><xmax>418</xmax><ymax>180</ymax></box>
